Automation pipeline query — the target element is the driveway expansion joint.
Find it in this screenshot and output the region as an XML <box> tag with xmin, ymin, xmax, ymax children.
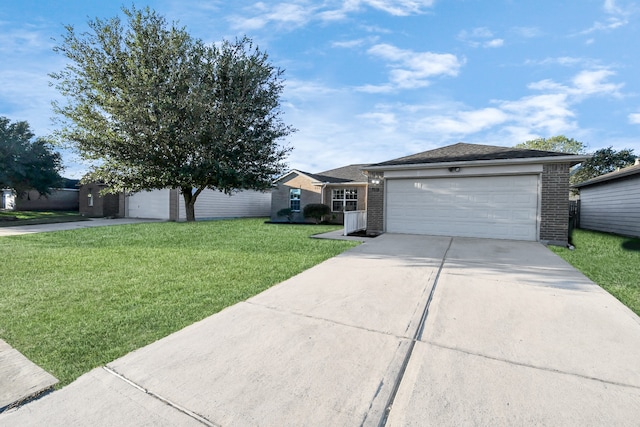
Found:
<box><xmin>245</xmin><ymin>300</ymin><xmax>409</xmax><ymax>339</ymax></box>
<box><xmin>425</xmin><ymin>341</ymin><xmax>640</xmax><ymax>391</ymax></box>
<box><xmin>378</xmin><ymin>237</ymin><xmax>454</xmax><ymax>426</ymax></box>
<box><xmin>102</xmin><ymin>366</ymin><xmax>218</xmax><ymax>427</ymax></box>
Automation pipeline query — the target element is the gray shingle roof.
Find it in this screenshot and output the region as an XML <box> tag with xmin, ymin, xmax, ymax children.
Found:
<box><xmin>316</xmin><ymin>164</ymin><xmax>368</xmax><ymax>183</ymax></box>
<box><xmin>370</xmin><ymin>142</ymin><xmax>577</xmax><ymax>167</ymax></box>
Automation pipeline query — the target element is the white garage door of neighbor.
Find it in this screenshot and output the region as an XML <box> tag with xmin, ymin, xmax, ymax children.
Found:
<box><xmin>127</xmin><ymin>189</ymin><xmax>170</xmax><ymax>219</ymax></box>
<box><xmin>386</xmin><ymin>175</ymin><xmax>539</xmax><ymax>241</ymax></box>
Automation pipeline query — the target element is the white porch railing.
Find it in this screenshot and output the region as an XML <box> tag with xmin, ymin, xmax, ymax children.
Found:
<box><xmin>344</xmin><ymin>210</ymin><xmax>367</xmax><ymax>236</ymax></box>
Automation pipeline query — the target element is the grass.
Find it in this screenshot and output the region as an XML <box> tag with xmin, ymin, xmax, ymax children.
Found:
<box><xmin>0</xmin><ymin>218</ymin><xmax>358</xmax><ymax>387</ymax></box>
<box><xmin>550</xmin><ymin>229</ymin><xmax>640</xmax><ymax>316</ymax></box>
<box><xmin>0</xmin><ymin>210</ymin><xmax>88</xmax><ymax>227</ymax></box>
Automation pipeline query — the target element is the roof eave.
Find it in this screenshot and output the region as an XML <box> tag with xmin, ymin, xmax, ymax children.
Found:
<box><xmin>364</xmin><ymin>155</ymin><xmax>589</xmax><ymax>171</ymax></box>
<box><xmin>573</xmin><ymin>167</ymin><xmax>640</xmax><ymax>188</ymax></box>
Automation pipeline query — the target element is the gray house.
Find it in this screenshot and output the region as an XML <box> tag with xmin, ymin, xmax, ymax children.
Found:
<box><xmin>573</xmin><ymin>160</ymin><xmax>640</xmax><ymax>238</ymax></box>
<box><xmin>364</xmin><ymin>143</ymin><xmax>587</xmax><ymax>245</ymax></box>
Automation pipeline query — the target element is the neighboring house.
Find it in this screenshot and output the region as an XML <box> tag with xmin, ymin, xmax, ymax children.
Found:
<box><xmin>364</xmin><ymin>143</ymin><xmax>587</xmax><ymax>245</ymax></box>
<box><xmin>1</xmin><ymin>189</ymin><xmax>16</xmax><ymax>210</ymax></box>
<box><xmin>79</xmin><ymin>182</ymin><xmax>124</xmax><ymax>218</ymax></box>
<box><xmin>17</xmin><ymin>189</ymin><xmax>79</xmax><ymax>211</ymax></box>
<box><xmin>79</xmin><ymin>182</ymin><xmax>270</xmax><ymax>220</ymax></box>
<box><xmin>572</xmin><ymin>159</ymin><xmax>640</xmax><ymax>238</ymax></box>
<box><xmin>270</xmin><ymin>164</ymin><xmax>368</xmax><ymax>224</ymax></box>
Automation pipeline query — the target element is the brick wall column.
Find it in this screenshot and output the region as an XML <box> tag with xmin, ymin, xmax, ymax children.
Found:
<box><xmin>540</xmin><ymin>163</ymin><xmax>570</xmax><ymax>246</ymax></box>
<box><xmin>366</xmin><ymin>171</ymin><xmax>384</xmax><ymax>235</ymax></box>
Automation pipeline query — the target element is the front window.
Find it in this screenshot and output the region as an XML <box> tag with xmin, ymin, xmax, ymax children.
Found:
<box><xmin>332</xmin><ymin>188</ymin><xmax>358</xmax><ymax>212</ymax></box>
<box><xmin>290</xmin><ymin>188</ymin><xmax>301</xmax><ymax>212</ymax></box>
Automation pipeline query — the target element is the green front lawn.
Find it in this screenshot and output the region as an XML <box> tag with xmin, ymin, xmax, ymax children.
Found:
<box><xmin>550</xmin><ymin>229</ymin><xmax>640</xmax><ymax>316</ymax></box>
<box><xmin>0</xmin><ymin>210</ymin><xmax>88</xmax><ymax>227</ymax></box>
<box><xmin>0</xmin><ymin>218</ymin><xmax>358</xmax><ymax>386</ymax></box>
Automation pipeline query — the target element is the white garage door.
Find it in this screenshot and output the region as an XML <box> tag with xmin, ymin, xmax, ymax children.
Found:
<box><xmin>386</xmin><ymin>175</ymin><xmax>539</xmax><ymax>241</ymax></box>
<box><xmin>127</xmin><ymin>189</ymin><xmax>170</xmax><ymax>219</ymax></box>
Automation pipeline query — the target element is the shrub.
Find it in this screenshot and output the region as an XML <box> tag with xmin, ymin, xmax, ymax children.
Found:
<box><xmin>276</xmin><ymin>208</ymin><xmax>294</xmax><ymax>223</ymax></box>
<box><xmin>303</xmin><ymin>203</ymin><xmax>330</xmax><ymax>224</ymax></box>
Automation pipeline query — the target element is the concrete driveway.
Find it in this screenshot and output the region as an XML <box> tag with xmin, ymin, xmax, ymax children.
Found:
<box><xmin>0</xmin><ymin>218</ymin><xmax>161</xmax><ymax>236</ymax></box>
<box><xmin>2</xmin><ymin>234</ymin><xmax>640</xmax><ymax>426</ymax></box>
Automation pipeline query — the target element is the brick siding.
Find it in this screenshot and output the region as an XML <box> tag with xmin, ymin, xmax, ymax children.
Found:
<box><xmin>540</xmin><ymin>163</ymin><xmax>571</xmax><ymax>245</ymax></box>
<box><xmin>366</xmin><ymin>172</ymin><xmax>385</xmax><ymax>234</ymax></box>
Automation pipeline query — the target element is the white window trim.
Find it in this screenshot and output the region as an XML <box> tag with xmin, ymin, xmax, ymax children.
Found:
<box><xmin>331</xmin><ymin>188</ymin><xmax>358</xmax><ymax>212</ymax></box>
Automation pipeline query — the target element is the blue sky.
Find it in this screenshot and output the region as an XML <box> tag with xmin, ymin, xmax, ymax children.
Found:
<box><xmin>1</xmin><ymin>0</ymin><xmax>639</xmax><ymax>178</ymax></box>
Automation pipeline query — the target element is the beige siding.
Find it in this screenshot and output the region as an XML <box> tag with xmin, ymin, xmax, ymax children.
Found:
<box><xmin>178</xmin><ymin>189</ymin><xmax>270</xmax><ymax>221</ymax></box>
<box><xmin>270</xmin><ymin>174</ymin><xmax>321</xmax><ymax>222</ymax></box>
<box><xmin>323</xmin><ymin>184</ymin><xmax>368</xmax><ymax>224</ymax></box>
<box><xmin>580</xmin><ymin>176</ymin><xmax>640</xmax><ymax>237</ymax></box>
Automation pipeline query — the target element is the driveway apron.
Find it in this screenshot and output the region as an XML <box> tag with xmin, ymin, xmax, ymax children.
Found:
<box><xmin>2</xmin><ymin>234</ymin><xmax>640</xmax><ymax>426</ymax></box>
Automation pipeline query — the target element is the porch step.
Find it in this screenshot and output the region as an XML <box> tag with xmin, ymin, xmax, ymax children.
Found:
<box><xmin>0</xmin><ymin>339</ymin><xmax>58</xmax><ymax>413</ymax></box>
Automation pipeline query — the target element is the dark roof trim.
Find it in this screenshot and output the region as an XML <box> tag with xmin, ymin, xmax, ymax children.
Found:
<box><xmin>365</xmin><ymin>155</ymin><xmax>587</xmax><ymax>171</ymax></box>
<box><xmin>369</xmin><ymin>142</ymin><xmax>587</xmax><ymax>167</ymax></box>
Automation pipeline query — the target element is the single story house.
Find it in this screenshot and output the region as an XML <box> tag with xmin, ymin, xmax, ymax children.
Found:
<box><xmin>270</xmin><ymin>164</ymin><xmax>368</xmax><ymax>224</ymax></box>
<box><xmin>79</xmin><ymin>183</ymin><xmax>270</xmax><ymax>220</ymax></box>
<box><xmin>572</xmin><ymin>159</ymin><xmax>640</xmax><ymax>238</ymax></box>
<box><xmin>364</xmin><ymin>143</ymin><xmax>587</xmax><ymax>245</ymax></box>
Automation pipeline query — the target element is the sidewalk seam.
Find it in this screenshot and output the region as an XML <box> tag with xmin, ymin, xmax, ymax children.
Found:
<box><xmin>377</xmin><ymin>237</ymin><xmax>454</xmax><ymax>427</ymax></box>
<box><xmin>102</xmin><ymin>366</ymin><xmax>219</xmax><ymax>427</ymax></box>
<box><xmin>427</xmin><ymin>341</ymin><xmax>640</xmax><ymax>391</ymax></box>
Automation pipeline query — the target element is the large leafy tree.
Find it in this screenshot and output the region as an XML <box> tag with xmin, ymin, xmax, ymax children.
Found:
<box><xmin>0</xmin><ymin>116</ymin><xmax>63</xmax><ymax>196</ymax></box>
<box><xmin>51</xmin><ymin>6</ymin><xmax>293</xmax><ymax>221</ymax></box>
<box><xmin>515</xmin><ymin>135</ymin><xmax>587</xmax><ymax>154</ymax></box>
<box><xmin>571</xmin><ymin>146</ymin><xmax>636</xmax><ymax>185</ymax></box>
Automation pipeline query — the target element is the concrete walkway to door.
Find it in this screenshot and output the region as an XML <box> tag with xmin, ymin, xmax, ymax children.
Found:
<box><xmin>2</xmin><ymin>234</ymin><xmax>640</xmax><ymax>425</ymax></box>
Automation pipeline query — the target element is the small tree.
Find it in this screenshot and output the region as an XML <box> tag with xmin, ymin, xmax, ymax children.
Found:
<box><xmin>515</xmin><ymin>135</ymin><xmax>587</xmax><ymax>154</ymax></box>
<box><xmin>0</xmin><ymin>116</ymin><xmax>63</xmax><ymax>196</ymax></box>
<box><xmin>303</xmin><ymin>203</ymin><xmax>330</xmax><ymax>224</ymax></box>
<box><xmin>51</xmin><ymin>6</ymin><xmax>294</xmax><ymax>221</ymax></box>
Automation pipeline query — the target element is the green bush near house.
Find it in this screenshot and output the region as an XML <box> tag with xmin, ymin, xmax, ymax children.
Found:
<box><xmin>276</xmin><ymin>207</ymin><xmax>294</xmax><ymax>222</ymax></box>
<box><xmin>0</xmin><ymin>218</ymin><xmax>358</xmax><ymax>387</ymax></box>
<box><xmin>550</xmin><ymin>229</ymin><xmax>640</xmax><ymax>316</ymax></box>
<box><xmin>303</xmin><ymin>203</ymin><xmax>331</xmax><ymax>224</ymax></box>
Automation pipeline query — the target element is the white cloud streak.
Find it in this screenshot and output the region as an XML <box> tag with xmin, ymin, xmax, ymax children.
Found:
<box><xmin>360</xmin><ymin>43</ymin><xmax>463</xmax><ymax>91</ymax></box>
<box><xmin>458</xmin><ymin>27</ymin><xmax>504</xmax><ymax>48</ymax></box>
<box><xmin>229</xmin><ymin>0</ymin><xmax>436</xmax><ymax>31</ymax></box>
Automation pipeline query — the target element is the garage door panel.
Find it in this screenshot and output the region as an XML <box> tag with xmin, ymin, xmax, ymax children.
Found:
<box><xmin>386</xmin><ymin>176</ymin><xmax>538</xmax><ymax>241</ymax></box>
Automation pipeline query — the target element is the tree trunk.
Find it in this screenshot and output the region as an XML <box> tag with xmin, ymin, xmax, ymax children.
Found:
<box><xmin>181</xmin><ymin>187</ymin><xmax>203</xmax><ymax>222</ymax></box>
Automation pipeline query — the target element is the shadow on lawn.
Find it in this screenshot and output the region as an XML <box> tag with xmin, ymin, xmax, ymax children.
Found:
<box><xmin>621</xmin><ymin>238</ymin><xmax>640</xmax><ymax>252</ymax></box>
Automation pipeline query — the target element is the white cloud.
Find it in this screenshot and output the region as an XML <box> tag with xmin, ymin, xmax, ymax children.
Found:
<box><xmin>332</xmin><ymin>37</ymin><xmax>378</xmax><ymax>48</ymax></box>
<box><xmin>361</xmin><ymin>0</ymin><xmax>436</xmax><ymax>16</ymax></box>
<box><xmin>484</xmin><ymin>38</ymin><xmax>504</xmax><ymax>48</ymax></box>
<box><xmin>228</xmin><ymin>2</ymin><xmax>315</xmax><ymax>30</ymax></box>
<box><xmin>629</xmin><ymin>113</ymin><xmax>640</xmax><ymax>124</ymax></box>
<box><xmin>415</xmin><ymin>108</ymin><xmax>509</xmax><ymax>135</ymax></box>
<box><xmin>458</xmin><ymin>27</ymin><xmax>505</xmax><ymax>48</ymax></box>
<box><xmin>580</xmin><ymin>0</ymin><xmax>632</xmax><ymax>34</ymax></box>
<box><xmin>229</xmin><ymin>0</ymin><xmax>435</xmax><ymax>30</ymax></box>
<box><xmin>364</xmin><ymin>43</ymin><xmax>463</xmax><ymax>90</ymax></box>
<box><xmin>0</xmin><ymin>26</ymin><xmax>54</xmax><ymax>54</ymax></box>
<box><xmin>511</xmin><ymin>26</ymin><xmax>543</xmax><ymax>38</ymax></box>
<box><xmin>528</xmin><ymin>68</ymin><xmax>623</xmax><ymax>99</ymax></box>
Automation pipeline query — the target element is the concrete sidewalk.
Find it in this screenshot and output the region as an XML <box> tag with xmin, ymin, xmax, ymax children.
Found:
<box><xmin>2</xmin><ymin>234</ymin><xmax>640</xmax><ymax>425</ymax></box>
<box><xmin>0</xmin><ymin>218</ymin><xmax>161</xmax><ymax>237</ymax></box>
